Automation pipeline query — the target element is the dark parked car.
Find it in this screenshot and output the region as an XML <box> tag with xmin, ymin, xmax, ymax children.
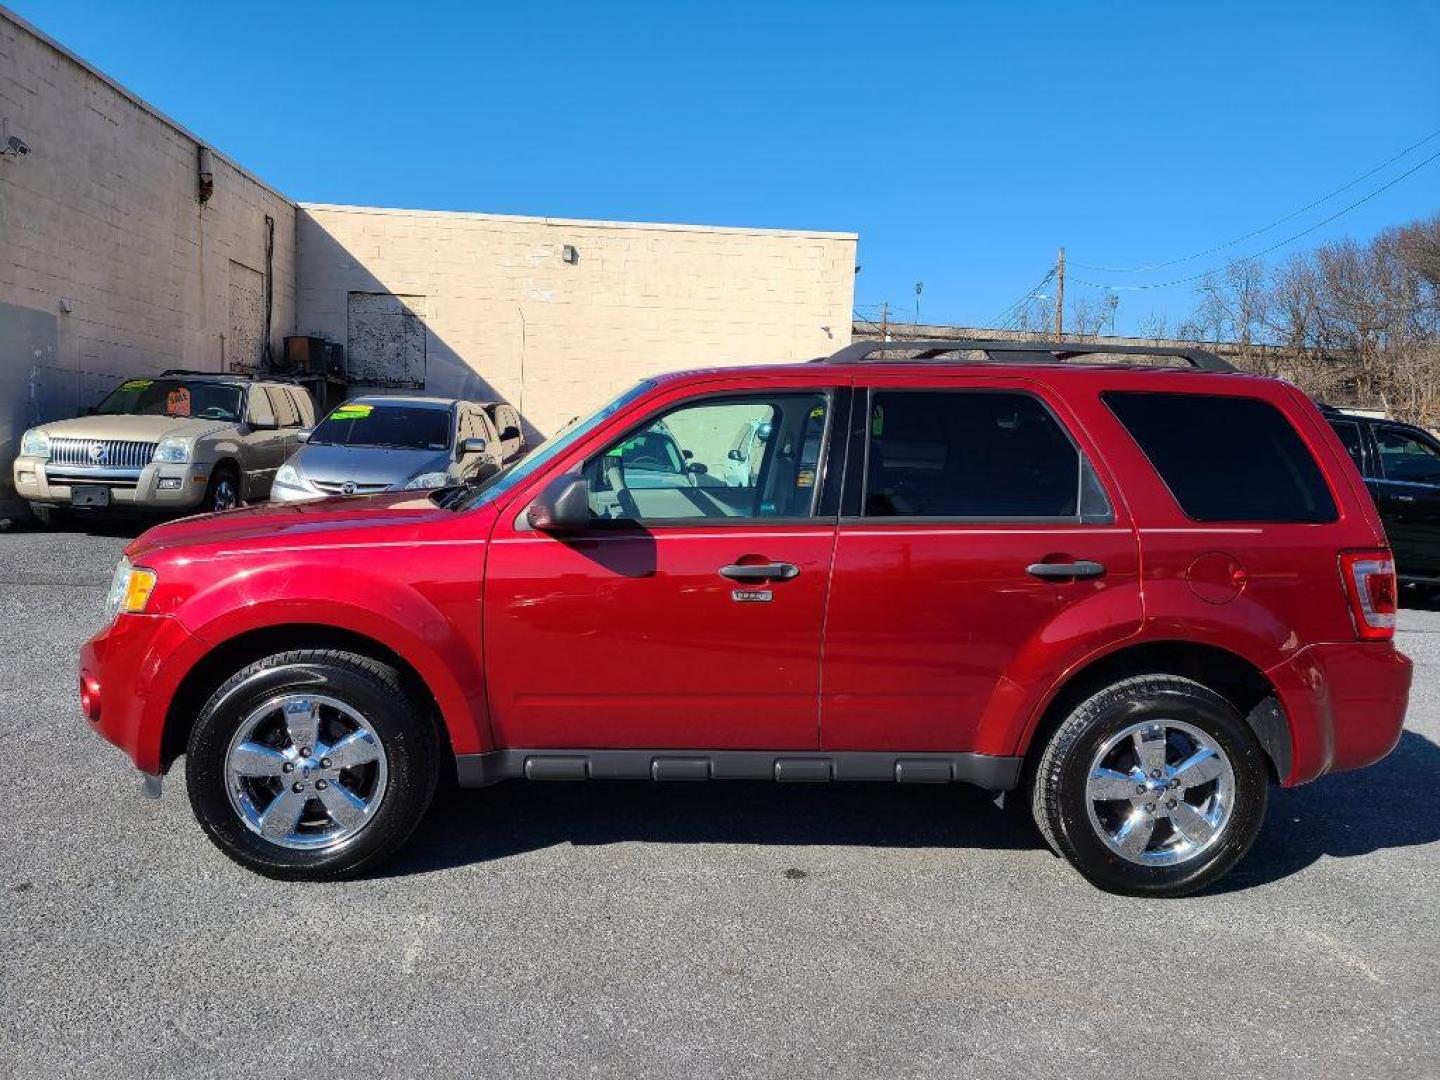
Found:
<box><xmin>1323</xmin><ymin>405</ymin><xmax>1440</xmax><ymax>585</ymax></box>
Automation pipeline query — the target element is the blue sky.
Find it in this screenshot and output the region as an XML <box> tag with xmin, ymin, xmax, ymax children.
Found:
<box><xmin>12</xmin><ymin>0</ymin><xmax>1440</xmax><ymax>334</ymax></box>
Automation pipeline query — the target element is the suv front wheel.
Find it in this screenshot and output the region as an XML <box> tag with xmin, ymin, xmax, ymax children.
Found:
<box><xmin>185</xmin><ymin>649</ymin><xmax>440</xmax><ymax>880</ymax></box>
<box><xmin>1031</xmin><ymin>675</ymin><xmax>1269</xmax><ymax>897</ymax></box>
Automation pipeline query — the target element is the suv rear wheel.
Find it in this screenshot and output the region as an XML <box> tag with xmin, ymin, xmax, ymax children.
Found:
<box><xmin>185</xmin><ymin>649</ymin><xmax>440</xmax><ymax>880</ymax></box>
<box><xmin>1031</xmin><ymin>675</ymin><xmax>1269</xmax><ymax>897</ymax></box>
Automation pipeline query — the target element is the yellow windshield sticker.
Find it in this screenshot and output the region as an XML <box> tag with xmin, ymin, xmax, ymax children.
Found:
<box><xmin>120</xmin><ymin>379</ymin><xmax>153</xmax><ymax>391</ymax></box>
<box><xmin>330</xmin><ymin>404</ymin><xmax>373</xmax><ymax>420</ymax></box>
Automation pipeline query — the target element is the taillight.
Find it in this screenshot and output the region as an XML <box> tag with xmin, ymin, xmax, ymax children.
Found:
<box><xmin>1339</xmin><ymin>549</ymin><xmax>1397</xmax><ymax>640</ymax></box>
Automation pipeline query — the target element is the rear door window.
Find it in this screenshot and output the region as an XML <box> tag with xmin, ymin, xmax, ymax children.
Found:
<box><xmin>1104</xmin><ymin>391</ymin><xmax>1336</xmax><ymax>523</ymax></box>
<box><xmin>1328</xmin><ymin>419</ymin><xmax>1367</xmax><ymax>473</ymax></box>
<box><xmin>862</xmin><ymin>390</ymin><xmax>1106</xmax><ymax>521</ymax></box>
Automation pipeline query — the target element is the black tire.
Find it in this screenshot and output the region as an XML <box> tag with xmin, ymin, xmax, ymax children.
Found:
<box><xmin>201</xmin><ymin>465</ymin><xmax>241</xmax><ymax>512</ymax></box>
<box><xmin>1031</xmin><ymin>675</ymin><xmax>1269</xmax><ymax>898</ymax></box>
<box><xmin>28</xmin><ymin>503</ymin><xmax>64</xmax><ymax>529</ymax></box>
<box><xmin>185</xmin><ymin>649</ymin><xmax>440</xmax><ymax>880</ymax></box>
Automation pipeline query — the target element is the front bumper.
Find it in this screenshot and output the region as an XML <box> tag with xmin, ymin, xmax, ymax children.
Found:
<box><xmin>14</xmin><ymin>455</ymin><xmax>212</xmax><ymax>510</ymax></box>
<box><xmin>78</xmin><ymin>612</ymin><xmax>211</xmax><ymax>776</ymax></box>
<box><xmin>1267</xmin><ymin>641</ymin><xmax>1412</xmax><ymax>786</ymax></box>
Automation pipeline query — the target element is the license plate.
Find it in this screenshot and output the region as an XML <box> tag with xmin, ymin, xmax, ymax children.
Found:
<box><xmin>70</xmin><ymin>484</ymin><xmax>111</xmax><ymax>508</ymax></box>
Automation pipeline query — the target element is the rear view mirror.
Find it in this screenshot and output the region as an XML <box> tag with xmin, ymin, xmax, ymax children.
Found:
<box><xmin>527</xmin><ymin>474</ymin><xmax>591</xmax><ymax>532</ymax></box>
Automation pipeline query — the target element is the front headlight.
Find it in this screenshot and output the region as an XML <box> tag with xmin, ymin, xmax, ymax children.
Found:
<box><xmin>20</xmin><ymin>428</ymin><xmax>51</xmax><ymax>459</ymax></box>
<box><xmin>274</xmin><ymin>463</ymin><xmax>305</xmax><ymax>488</ymax></box>
<box><xmin>152</xmin><ymin>437</ymin><xmax>191</xmax><ymax>464</ymax></box>
<box><xmin>103</xmin><ymin>557</ymin><xmax>157</xmax><ymax>622</ymax></box>
<box><xmin>402</xmin><ymin>471</ymin><xmax>451</xmax><ymax>490</ymax></box>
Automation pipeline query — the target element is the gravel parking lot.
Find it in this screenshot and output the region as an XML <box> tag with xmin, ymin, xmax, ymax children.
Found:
<box><xmin>2</xmin><ymin>525</ymin><xmax>1437</xmax><ymax>1080</ymax></box>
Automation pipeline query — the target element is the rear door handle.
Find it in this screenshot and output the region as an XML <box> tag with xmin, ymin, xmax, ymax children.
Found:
<box><xmin>719</xmin><ymin>562</ymin><xmax>800</xmax><ymax>581</ymax></box>
<box><xmin>1026</xmin><ymin>560</ymin><xmax>1106</xmax><ymax>580</ymax></box>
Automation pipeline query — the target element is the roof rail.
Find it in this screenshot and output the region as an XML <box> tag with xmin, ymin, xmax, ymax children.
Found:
<box><xmin>159</xmin><ymin>368</ymin><xmax>254</xmax><ymax>379</ymax></box>
<box><xmin>815</xmin><ymin>338</ymin><xmax>1236</xmax><ymax>372</ymax></box>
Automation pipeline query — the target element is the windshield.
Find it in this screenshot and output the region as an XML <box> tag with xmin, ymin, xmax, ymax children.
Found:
<box><xmin>449</xmin><ymin>381</ymin><xmax>655</xmax><ymax>510</ymax></box>
<box><xmin>94</xmin><ymin>378</ymin><xmax>244</xmax><ymax>422</ymax></box>
<box><xmin>310</xmin><ymin>403</ymin><xmax>452</xmax><ymax>450</ymax></box>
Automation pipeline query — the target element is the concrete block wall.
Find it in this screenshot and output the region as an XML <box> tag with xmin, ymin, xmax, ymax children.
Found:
<box><xmin>297</xmin><ymin>204</ymin><xmax>856</xmax><ymax>437</ymax></box>
<box><xmin>0</xmin><ymin>6</ymin><xmax>295</xmax><ymax>510</ymax></box>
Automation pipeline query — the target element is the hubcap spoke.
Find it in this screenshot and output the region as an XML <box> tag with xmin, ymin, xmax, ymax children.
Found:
<box><xmin>1132</xmin><ymin>726</ymin><xmax>1168</xmax><ymax>775</ymax></box>
<box><xmin>1173</xmin><ymin>747</ymin><xmax>1224</xmax><ymax>790</ymax></box>
<box><xmin>1168</xmin><ymin>800</ymin><xmax>1219</xmax><ymax>846</ymax></box>
<box><xmin>1113</xmin><ymin>811</ymin><xmax>1156</xmax><ymax>858</ymax></box>
<box><xmin>325</xmin><ymin>730</ymin><xmax>381</xmax><ymax>771</ymax></box>
<box><xmin>1088</xmin><ymin>767</ymin><xmax>1140</xmax><ymax>802</ymax></box>
<box><xmin>283</xmin><ymin>699</ymin><xmax>321</xmax><ymax>753</ymax></box>
<box><xmin>258</xmin><ymin>788</ymin><xmax>308</xmax><ymax>839</ymax></box>
<box><xmin>230</xmin><ymin>741</ymin><xmax>289</xmax><ymax>777</ymax></box>
<box><xmin>317</xmin><ymin>782</ymin><xmax>368</xmax><ymax>830</ymax></box>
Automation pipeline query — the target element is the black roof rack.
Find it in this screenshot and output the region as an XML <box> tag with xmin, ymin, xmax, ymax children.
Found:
<box><xmin>157</xmin><ymin>368</ymin><xmax>303</xmax><ymax>385</ymax></box>
<box><xmin>815</xmin><ymin>338</ymin><xmax>1236</xmax><ymax>373</ymax></box>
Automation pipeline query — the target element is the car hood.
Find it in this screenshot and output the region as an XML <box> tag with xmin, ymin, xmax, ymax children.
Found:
<box><xmin>36</xmin><ymin>414</ymin><xmax>232</xmax><ymax>443</ymax></box>
<box><xmin>291</xmin><ymin>443</ymin><xmax>452</xmax><ymax>487</ymax></box>
<box><xmin>125</xmin><ymin>490</ymin><xmax>459</xmax><ymax>561</ymax></box>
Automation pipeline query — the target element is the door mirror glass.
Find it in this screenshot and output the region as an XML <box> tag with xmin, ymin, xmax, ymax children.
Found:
<box><xmin>458</xmin><ymin>437</ymin><xmax>488</xmax><ymax>458</ymax></box>
<box><xmin>527</xmin><ymin>474</ymin><xmax>591</xmax><ymax>531</ymax></box>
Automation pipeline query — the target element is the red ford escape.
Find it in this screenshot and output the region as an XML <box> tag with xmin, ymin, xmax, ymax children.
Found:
<box><xmin>79</xmin><ymin>340</ymin><xmax>1412</xmax><ymax>896</ymax></box>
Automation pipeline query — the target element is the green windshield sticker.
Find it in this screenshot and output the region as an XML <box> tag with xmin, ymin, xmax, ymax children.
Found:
<box><xmin>120</xmin><ymin>379</ymin><xmax>153</xmax><ymax>391</ymax></box>
<box><xmin>330</xmin><ymin>404</ymin><xmax>373</xmax><ymax>420</ymax></box>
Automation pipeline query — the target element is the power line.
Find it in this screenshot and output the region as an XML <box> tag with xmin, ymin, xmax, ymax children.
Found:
<box><xmin>1070</xmin><ymin>146</ymin><xmax>1440</xmax><ymax>292</ymax></box>
<box><xmin>1070</xmin><ymin>125</ymin><xmax>1440</xmax><ymax>274</ymax></box>
<box><xmin>989</xmin><ymin>266</ymin><xmax>1057</xmax><ymax>327</ymax></box>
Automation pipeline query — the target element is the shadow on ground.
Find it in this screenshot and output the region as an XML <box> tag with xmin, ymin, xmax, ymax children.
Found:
<box><xmin>390</xmin><ymin>731</ymin><xmax>1440</xmax><ymax>888</ymax></box>
<box><xmin>391</xmin><ymin>779</ymin><xmax>1043</xmax><ymax>877</ymax></box>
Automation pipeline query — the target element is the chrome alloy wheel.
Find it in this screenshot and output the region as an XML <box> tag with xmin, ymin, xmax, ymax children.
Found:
<box><xmin>1084</xmin><ymin>718</ymin><xmax>1235</xmax><ymax>866</ymax></box>
<box><xmin>224</xmin><ymin>694</ymin><xmax>388</xmax><ymax>851</ymax></box>
<box><xmin>210</xmin><ymin>476</ymin><xmax>238</xmax><ymax>511</ymax></box>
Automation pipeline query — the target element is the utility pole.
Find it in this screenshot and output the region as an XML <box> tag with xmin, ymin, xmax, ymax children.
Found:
<box><xmin>881</xmin><ymin>301</ymin><xmax>889</xmax><ymax>342</ymax></box>
<box><xmin>1054</xmin><ymin>247</ymin><xmax>1065</xmax><ymax>338</ymax></box>
<box><xmin>914</xmin><ymin>281</ymin><xmax>923</xmax><ymax>328</ymax></box>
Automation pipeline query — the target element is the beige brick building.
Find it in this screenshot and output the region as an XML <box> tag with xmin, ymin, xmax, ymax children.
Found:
<box><xmin>0</xmin><ymin>5</ymin><xmax>855</xmax><ymax>512</ymax></box>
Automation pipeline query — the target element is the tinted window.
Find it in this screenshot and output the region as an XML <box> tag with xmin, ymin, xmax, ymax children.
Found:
<box><xmin>1329</xmin><ymin>420</ymin><xmax>1366</xmax><ymax>471</ymax></box>
<box><xmin>1105</xmin><ymin>392</ymin><xmax>1336</xmax><ymax>523</ymax></box>
<box><xmin>864</xmin><ymin>391</ymin><xmax>1084</xmax><ymax>519</ymax></box>
<box><xmin>310</xmin><ymin>403</ymin><xmax>452</xmax><ymax>450</ymax></box>
<box><xmin>94</xmin><ymin>378</ymin><xmax>244</xmax><ymax>422</ymax></box>
<box><xmin>1376</xmin><ymin>426</ymin><xmax>1440</xmax><ymax>485</ymax></box>
<box><xmin>584</xmin><ymin>392</ymin><xmax>829</xmax><ymax>521</ymax></box>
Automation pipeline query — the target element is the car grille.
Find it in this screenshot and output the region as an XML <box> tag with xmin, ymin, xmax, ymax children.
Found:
<box><xmin>311</xmin><ymin>479</ymin><xmax>392</xmax><ymax>496</ymax></box>
<box><xmin>49</xmin><ymin>438</ymin><xmax>158</xmax><ymax>469</ymax></box>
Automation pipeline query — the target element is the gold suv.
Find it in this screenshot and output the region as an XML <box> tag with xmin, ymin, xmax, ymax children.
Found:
<box><xmin>14</xmin><ymin>371</ymin><xmax>315</xmax><ymax>525</ymax></box>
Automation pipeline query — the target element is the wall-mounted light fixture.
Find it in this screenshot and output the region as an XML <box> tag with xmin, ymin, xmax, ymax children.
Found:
<box><xmin>562</xmin><ymin>244</ymin><xmax>579</xmax><ymax>265</ymax></box>
<box><xmin>1</xmin><ymin>134</ymin><xmax>31</xmax><ymax>158</ymax></box>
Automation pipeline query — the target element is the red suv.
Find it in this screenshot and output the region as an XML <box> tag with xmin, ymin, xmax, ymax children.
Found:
<box><xmin>79</xmin><ymin>340</ymin><xmax>1412</xmax><ymax>896</ymax></box>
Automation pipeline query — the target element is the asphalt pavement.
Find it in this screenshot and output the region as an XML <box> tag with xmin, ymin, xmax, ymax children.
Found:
<box><xmin>2</xmin><ymin>525</ymin><xmax>1437</xmax><ymax>1079</ymax></box>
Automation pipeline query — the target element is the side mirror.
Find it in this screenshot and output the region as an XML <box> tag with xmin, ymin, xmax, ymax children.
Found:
<box><xmin>296</xmin><ymin>427</ymin><xmax>313</xmax><ymax>444</ymax></box>
<box><xmin>458</xmin><ymin>437</ymin><xmax>488</xmax><ymax>459</ymax></box>
<box><xmin>727</xmin><ymin>449</ymin><xmax>744</xmax><ymax>462</ymax></box>
<box><xmin>500</xmin><ymin>425</ymin><xmax>521</xmax><ymax>442</ymax></box>
<box><xmin>527</xmin><ymin>474</ymin><xmax>591</xmax><ymax>532</ymax></box>
<box><xmin>686</xmin><ymin>461</ymin><xmax>708</xmax><ymax>475</ymax></box>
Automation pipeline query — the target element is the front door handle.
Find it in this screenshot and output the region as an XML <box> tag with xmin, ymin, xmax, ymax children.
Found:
<box><xmin>719</xmin><ymin>562</ymin><xmax>800</xmax><ymax>582</ymax></box>
<box><xmin>1026</xmin><ymin>560</ymin><xmax>1106</xmax><ymax>580</ymax></box>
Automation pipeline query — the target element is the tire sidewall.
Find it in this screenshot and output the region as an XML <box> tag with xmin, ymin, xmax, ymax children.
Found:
<box><xmin>1051</xmin><ymin>686</ymin><xmax>1269</xmax><ymax>897</ymax></box>
<box><xmin>203</xmin><ymin>467</ymin><xmax>240</xmax><ymax>512</ymax></box>
<box><xmin>186</xmin><ymin>658</ymin><xmax>436</xmax><ymax>878</ymax></box>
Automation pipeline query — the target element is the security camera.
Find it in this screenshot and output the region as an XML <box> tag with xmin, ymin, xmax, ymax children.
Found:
<box><xmin>4</xmin><ymin>135</ymin><xmax>30</xmax><ymax>156</ymax></box>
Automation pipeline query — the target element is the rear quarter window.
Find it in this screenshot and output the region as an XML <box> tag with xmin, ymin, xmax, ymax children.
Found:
<box><xmin>1103</xmin><ymin>391</ymin><xmax>1337</xmax><ymax>523</ymax></box>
